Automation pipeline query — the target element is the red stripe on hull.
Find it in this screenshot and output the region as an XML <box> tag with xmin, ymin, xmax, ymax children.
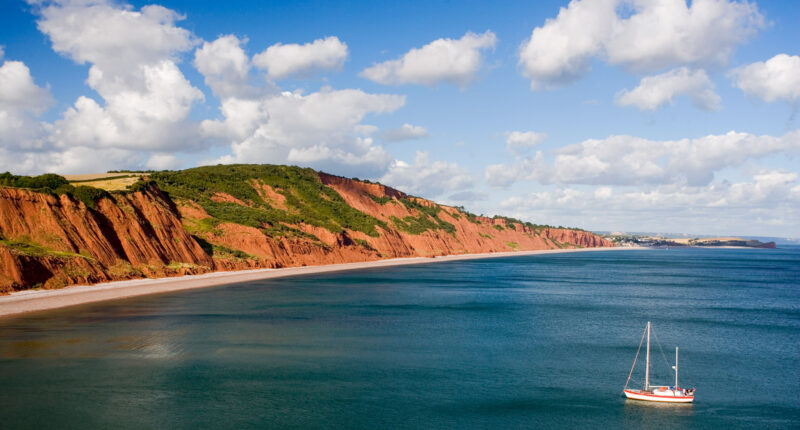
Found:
<box><xmin>623</xmin><ymin>389</ymin><xmax>695</xmax><ymax>403</ymax></box>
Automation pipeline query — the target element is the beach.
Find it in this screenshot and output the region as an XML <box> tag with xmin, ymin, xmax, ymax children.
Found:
<box><xmin>0</xmin><ymin>247</ymin><xmax>633</xmax><ymax>318</ymax></box>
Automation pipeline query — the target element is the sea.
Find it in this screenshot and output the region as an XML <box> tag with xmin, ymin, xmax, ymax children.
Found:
<box><xmin>1</xmin><ymin>247</ymin><xmax>798</xmax><ymax>429</ymax></box>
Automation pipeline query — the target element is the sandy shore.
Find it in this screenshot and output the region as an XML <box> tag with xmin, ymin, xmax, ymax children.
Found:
<box><xmin>0</xmin><ymin>247</ymin><xmax>639</xmax><ymax>318</ymax></box>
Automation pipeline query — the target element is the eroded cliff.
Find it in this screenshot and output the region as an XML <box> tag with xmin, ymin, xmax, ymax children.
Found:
<box><xmin>0</xmin><ymin>165</ymin><xmax>612</xmax><ymax>292</ymax></box>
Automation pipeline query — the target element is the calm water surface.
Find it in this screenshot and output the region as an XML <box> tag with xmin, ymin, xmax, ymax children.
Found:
<box><xmin>1</xmin><ymin>248</ymin><xmax>798</xmax><ymax>429</ymax></box>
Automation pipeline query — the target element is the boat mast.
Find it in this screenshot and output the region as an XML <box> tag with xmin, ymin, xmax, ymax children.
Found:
<box><xmin>675</xmin><ymin>347</ymin><xmax>679</xmax><ymax>387</ymax></box>
<box><xmin>645</xmin><ymin>321</ymin><xmax>650</xmax><ymax>391</ymax></box>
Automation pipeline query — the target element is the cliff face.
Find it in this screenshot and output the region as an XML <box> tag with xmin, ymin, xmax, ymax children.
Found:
<box><xmin>0</xmin><ymin>185</ymin><xmax>213</xmax><ymax>292</ymax></box>
<box><xmin>0</xmin><ymin>166</ymin><xmax>612</xmax><ymax>292</ymax></box>
<box><xmin>317</xmin><ymin>172</ymin><xmax>610</xmax><ymax>256</ymax></box>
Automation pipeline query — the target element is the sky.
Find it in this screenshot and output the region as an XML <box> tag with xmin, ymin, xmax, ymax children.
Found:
<box><xmin>0</xmin><ymin>0</ymin><xmax>798</xmax><ymax>237</ymax></box>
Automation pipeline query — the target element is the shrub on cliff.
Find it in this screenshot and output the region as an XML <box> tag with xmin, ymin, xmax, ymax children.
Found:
<box><xmin>396</xmin><ymin>198</ymin><xmax>456</xmax><ymax>235</ymax></box>
<box><xmin>72</xmin><ymin>186</ymin><xmax>110</xmax><ymax>209</ymax></box>
<box><xmin>0</xmin><ymin>172</ymin><xmax>111</xmax><ymax>210</ymax></box>
<box><xmin>0</xmin><ymin>172</ymin><xmax>70</xmax><ymax>192</ymax></box>
<box><xmin>127</xmin><ymin>179</ymin><xmax>156</xmax><ymax>193</ymax></box>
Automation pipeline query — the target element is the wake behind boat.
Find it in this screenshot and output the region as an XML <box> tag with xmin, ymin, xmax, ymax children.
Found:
<box><xmin>623</xmin><ymin>321</ymin><xmax>695</xmax><ymax>403</ymax></box>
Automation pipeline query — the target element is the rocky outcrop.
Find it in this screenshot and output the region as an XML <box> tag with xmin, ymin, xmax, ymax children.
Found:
<box><xmin>0</xmin><ymin>170</ymin><xmax>612</xmax><ymax>293</ymax></box>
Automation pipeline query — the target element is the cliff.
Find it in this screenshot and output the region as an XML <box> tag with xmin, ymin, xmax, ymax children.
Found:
<box><xmin>0</xmin><ymin>165</ymin><xmax>612</xmax><ymax>292</ymax></box>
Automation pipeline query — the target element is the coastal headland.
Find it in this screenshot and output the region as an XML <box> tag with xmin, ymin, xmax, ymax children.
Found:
<box><xmin>605</xmin><ymin>233</ymin><xmax>777</xmax><ymax>248</ymax></box>
<box><xmin>0</xmin><ymin>164</ymin><xmax>614</xmax><ymax>303</ymax></box>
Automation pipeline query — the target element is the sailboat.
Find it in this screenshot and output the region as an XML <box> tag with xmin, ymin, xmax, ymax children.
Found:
<box><xmin>623</xmin><ymin>321</ymin><xmax>695</xmax><ymax>403</ymax></box>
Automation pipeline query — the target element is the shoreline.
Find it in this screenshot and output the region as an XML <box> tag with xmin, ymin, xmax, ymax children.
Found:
<box><xmin>0</xmin><ymin>247</ymin><xmax>639</xmax><ymax>319</ymax></box>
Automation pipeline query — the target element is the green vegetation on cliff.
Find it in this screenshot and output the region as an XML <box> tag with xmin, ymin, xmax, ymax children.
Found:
<box><xmin>0</xmin><ymin>235</ymin><xmax>91</xmax><ymax>260</ymax></box>
<box><xmin>149</xmin><ymin>164</ymin><xmax>388</xmax><ymax>238</ymax></box>
<box><xmin>390</xmin><ymin>197</ymin><xmax>457</xmax><ymax>235</ymax></box>
<box><xmin>0</xmin><ymin>172</ymin><xmax>111</xmax><ymax>209</ymax></box>
<box><xmin>0</xmin><ymin>172</ymin><xmax>71</xmax><ymax>191</ymax></box>
<box><xmin>491</xmin><ymin>215</ymin><xmax>581</xmax><ymax>232</ymax></box>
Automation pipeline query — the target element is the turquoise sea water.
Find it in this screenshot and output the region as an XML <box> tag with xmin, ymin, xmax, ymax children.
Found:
<box><xmin>1</xmin><ymin>248</ymin><xmax>798</xmax><ymax>429</ymax></box>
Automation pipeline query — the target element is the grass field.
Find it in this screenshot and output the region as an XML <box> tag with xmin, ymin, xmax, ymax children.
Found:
<box><xmin>64</xmin><ymin>173</ymin><xmax>149</xmax><ymax>191</ymax></box>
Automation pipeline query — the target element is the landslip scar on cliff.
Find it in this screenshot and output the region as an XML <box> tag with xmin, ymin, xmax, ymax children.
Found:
<box><xmin>0</xmin><ymin>165</ymin><xmax>613</xmax><ymax>293</ymax></box>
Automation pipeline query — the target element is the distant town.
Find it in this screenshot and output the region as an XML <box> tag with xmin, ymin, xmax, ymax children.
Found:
<box><xmin>599</xmin><ymin>233</ymin><xmax>778</xmax><ymax>249</ymax></box>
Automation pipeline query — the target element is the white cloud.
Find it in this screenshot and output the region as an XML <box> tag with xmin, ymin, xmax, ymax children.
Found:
<box><xmin>498</xmin><ymin>170</ymin><xmax>800</xmax><ymax>235</ymax></box>
<box><xmin>380</xmin><ymin>152</ymin><xmax>474</xmax><ymax>197</ymax></box>
<box><xmin>518</xmin><ymin>0</ymin><xmax>617</xmax><ymax>89</ymax></box>
<box><xmin>361</xmin><ymin>31</ymin><xmax>496</xmax><ymax>86</ymax></box>
<box><xmin>8</xmin><ymin>3</ymin><xmax>400</xmax><ymax>177</ymax></box>
<box><xmin>200</xmin><ymin>97</ymin><xmax>264</xmax><ymax>142</ymax></box>
<box><xmin>616</xmin><ymin>67</ymin><xmax>720</xmax><ymax>111</ymax></box>
<box><xmin>194</xmin><ymin>35</ymin><xmax>260</xmax><ymax>98</ymax></box>
<box><xmin>381</xmin><ymin>123</ymin><xmax>429</xmax><ymax>142</ymax></box>
<box><xmin>354</xmin><ymin>124</ymin><xmax>379</xmax><ymax>136</ymax></box>
<box><xmin>0</xmin><ymin>60</ymin><xmax>54</xmax><ymax>150</ymax></box>
<box><xmin>35</xmin><ymin>0</ymin><xmax>197</xmax><ymax>75</ymax></box>
<box><xmin>486</xmin><ymin>130</ymin><xmax>800</xmax><ymax>187</ymax></box>
<box><xmin>146</xmin><ymin>153</ymin><xmax>181</xmax><ymax>170</ymax></box>
<box><xmin>0</xmin><ymin>60</ymin><xmax>53</xmax><ymax>116</ymax></box>
<box><xmin>252</xmin><ymin>36</ymin><xmax>348</xmax><ymax>80</ymax></box>
<box><xmin>186</xmin><ymin>31</ymin><xmax>406</xmax><ymax>179</ymax></box>
<box><xmin>729</xmin><ymin>54</ymin><xmax>800</xmax><ymax>103</ymax></box>
<box><xmin>32</xmin><ymin>0</ymin><xmax>204</xmax><ymax>153</ymax></box>
<box><xmin>604</xmin><ymin>0</ymin><xmax>763</xmax><ymax>71</ymax></box>
<box><xmin>506</xmin><ymin>131</ymin><xmax>547</xmax><ymax>155</ymax></box>
<box><xmin>51</xmin><ymin>60</ymin><xmax>204</xmax><ymax>150</ymax></box>
<box><xmin>486</xmin><ymin>152</ymin><xmax>547</xmax><ymax>188</ymax></box>
<box><xmin>0</xmin><ymin>144</ymin><xmax>146</xmax><ymax>175</ymax></box>
<box><xmin>0</xmin><ymin>46</ymin><xmax>4</xmax><ymax>60</ymax></box>
<box><xmin>519</xmin><ymin>0</ymin><xmax>763</xmax><ymax>89</ymax></box>
<box><xmin>447</xmin><ymin>190</ymin><xmax>488</xmax><ymax>203</ymax></box>
<box><xmin>207</xmin><ymin>88</ymin><xmax>406</xmax><ymax>178</ymax></box>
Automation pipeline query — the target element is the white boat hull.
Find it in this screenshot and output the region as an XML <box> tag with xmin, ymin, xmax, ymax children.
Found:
<box><xmin>623</xmin><ymin>389</ymin><xmax>695</xmax><ymax>403</ymax></box>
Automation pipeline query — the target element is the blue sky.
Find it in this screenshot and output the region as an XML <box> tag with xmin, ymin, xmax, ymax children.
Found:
<box><xmin>1</xmin><ymin>0</ymin><xmax>798</xmax><ymax>236</ymax></box>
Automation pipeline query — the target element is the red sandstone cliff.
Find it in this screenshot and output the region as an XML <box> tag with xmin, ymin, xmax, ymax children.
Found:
<box><xmin>0</xmin><ymin>185</ymin><xmax>214</xmax><ymax>292</ymax></box>
<box><xmin>0</xmin><ymin>172</ymin><xmax>612</xmax><ymax>293</ymax></box>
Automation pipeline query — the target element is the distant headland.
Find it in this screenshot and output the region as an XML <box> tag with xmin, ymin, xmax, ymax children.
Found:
<box><xmin>602</xmin><ymin>233</ymin><xmax>777</xmax><ymax>249</ymax></box>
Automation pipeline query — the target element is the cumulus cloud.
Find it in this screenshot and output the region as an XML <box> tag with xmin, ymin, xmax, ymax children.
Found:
<box><xmin>381</xmin><ymin>123</ymin><xmax>429</xmax><ymax>142</ymax></box>
<box><xmin>35</xmin><ymin>0</ymin><xmax>197</xmax><ymax>75</ymax></box>
<box><xmin>616</xmin><ymin>67</ymin><xmax>721</xmax><ymax>111</ymax></box>
<box><xmin>361</xmin><ymin>31</ymin><xmax>496</xmax><ymax>86</ymax></box>
<box><xmin>506</xmin><ymin>131</ymin><xmax>546</xmax><ymax>155</ymax></box>
<box><xmin>194</xmin><ymin>35</ymin><xmax>260</xmax><ymax>98</ymax></box>
<box><xmin>192</xmin><ymin>34</ymin><xmax>407</xmax><ymax>178</ymax></box>
<box><xmin>32</xmin><ymin>0</ymin><xmax>204</xmax><ymax>155</ymax></box>
<box><xmin>0</xmin><ymin>0</ymin><xmax>213</xmax><ymax>174</ymax></box>
<box><xmin>51</xmin><ymin>60</ymin><xmax>204</xmax><ymax>151</ymax></box>
<box><xmin>0</xmin><ymin>59</ymin><xmax>54</xmax><ymax>150</ymax></box>
<box><xmin>206</xmin><ymin>88</ymin><xmax>406</xmax><ymax>178</ymax></box>
<box><xmin>729</xmin><ymin>54</ymin><xmax>800</xmax><ymax>103</ymax></box>
<box><xmin>519</xmin><ymin>0</ymin><xmax>763</xmax><ymax>89</ymax></box>
<box><xmin>0</xmin><ymin>61</ymin><xmax>53</xmax><ymax>116</ymax></box>
<box><xmin>518</xmin><ymin>0</ymin><xmax>616</xmax><ymax>89</ymax></box>
<box><xmin>380</xmin><ymin>152</ymin><xmax>474</xmax><ymax>197</ymax></box>
<box><xmin>485</xmin><ymin>130</ymin><xmax>800</xmax><ymax>188</ymax></box>
<box><xmin>498</xmin><ymin>170</ymin><xmax>800</xmax><ymax>235</ymax></box>
<box><xmin>1</xmin><ymin>2</ymin><xmax>419</xmax><ymax>180</ymax></box>
<box><xmin>252</xmin><ymin>36</ymin><xmax>348</xmax><ymax>80</ymax></box>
